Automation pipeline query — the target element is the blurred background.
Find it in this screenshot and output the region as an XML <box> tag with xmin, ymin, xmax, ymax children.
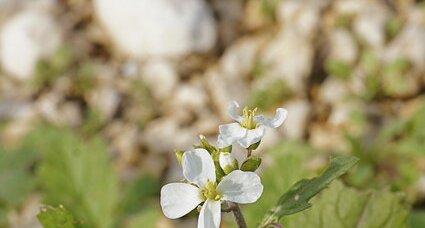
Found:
<box><xmin>0</xmin><ymin>0</ymin><xmax>424</xmax><ymax>227</ymax></box>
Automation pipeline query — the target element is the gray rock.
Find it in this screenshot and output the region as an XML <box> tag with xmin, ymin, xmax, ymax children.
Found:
<box><xmin>93</xmin><ymin>0</ymin><xmax>216</xmax><ymax>58</ymax></box>
<box><xmin>277</xmin><ymin>0</ymin><xmax>322</xmax><ymax>38</ymax></box>
<box><xmin>142</xmin><ymin>118</ymin><xmax>197</xmax><ymax>154</ymax></box>
<box><xmin>141</xmin><ymin>59</ymin><xmax>178</xmax><ymax>100</ymax></box>
<box><xmin>353</xmin><ymin>3</ymin><xmax>388</xmax><ymax>49</ymax></box>
<box><xmin>329</xmin><ymin>29</ymin><xmax>358</xmax><ymax>65</ymax></box>
<box><xmin>220</xmin><ymin>37</ymin><xmax>263</xmax><ymax>78</ymax></box>
<box><xmin>0</xmin><ymin>6</ymin><xmax>62</xmax><ymax>80</ymax></box>
<box><xmin>261</xmin><ymin>31</ymin><xmax>313</xmax><ymax>94</ymax></box>
<box><xmin>281</xmin><ymin>100</ymin><xmax>311</xmax><ymax>139</ymax></box>
<box><xmin>318</xmin><ymin>78</ymin><xmax>350</xmax><ymax>105</ymax></box>
<box><xmin>88</xmin><ymin>85</ymin><xmax>120</xmax><ymax>121</ymax></box>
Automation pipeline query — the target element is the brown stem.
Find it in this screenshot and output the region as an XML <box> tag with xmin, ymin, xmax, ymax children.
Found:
<box><xmin>247</xmin><ymin>149</ymin><xmax>252</xmax><ymax>158</ymax></box>
<box><xmin>227</xmin><ymin>201</ymin><xmax>247</xmax><ymax>228</ymax></box>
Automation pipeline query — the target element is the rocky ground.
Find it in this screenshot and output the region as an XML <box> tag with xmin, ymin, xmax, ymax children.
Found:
<box><xmin>0</xmin><ymin>0</ymin><xmax>425</xmax><ymax>227</ymax></box>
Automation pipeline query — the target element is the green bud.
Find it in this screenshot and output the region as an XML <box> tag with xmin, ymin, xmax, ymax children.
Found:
<box><xmin>240</xmin><ymin>156</ymin><xmax>262</xmax><ymax>172</ymax></box>
<box><xmin>175</xmin><ymin>150</ymin><xmax>184</xmax><ymax>165</ymax></box>
<box><xmin>195</xmin><ymin>135</ymin><xmax>217</xmax><ymax>154</ymax></box>
<box><xmin>219</xmin><ymin>152</ymin><xmax>239</xmax><ymax>174</ymax></box>
<box><xmin>248</xmin><ymin>140</ymin><xmax>261</xmax><ymax>150</ymax></box>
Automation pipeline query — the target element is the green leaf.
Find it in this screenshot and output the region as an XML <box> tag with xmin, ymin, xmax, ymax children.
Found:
<box><xmin>0</xmin><ymin>147</ymin><xmax>37</xmax><ymax>207</ymax></box>
<box><xmin>325</xmin><ymin>58</ymin><xmax>352</xmax><ymax>80</ymax></box>
<box><xmin>37</xmin><ymin>205</ymin><xmax>82</xmax><ymax>228</ymax></box>
<box><xmin>285</xmin><ymin>181</ymin><xmax>409</xmax><ymax>228</ymax></box>
<box><xmin>244</xmin><ymin>141</ymin><xmax>316</xmax><ymax>226</ymax></box>
<box><xmin>240</xmin><ymin>156</ymin><xmax>262</xmax><ymax>172</ymax></box>
<box><xmin>127</xmin><ymin>208</ymin><xmax>162</xmax><ymax>228</ymax></box>
<box><xmin>259</xmin><ymin>155</ymin><xmax>359</xmax><ymax>227</ymax></box>
<box><xmin>33</xmin><ymin>126</ymin><xmax>118</xmax><ymax>228</ymax></box>
<box><xmin>409</xmin><ymin>211</ymin><xmax>425</xmax><ymax>228</ymax></box>
<box><xmin>121</xmin><ymin>175</ymin><xmax>160</xmax><ymax>215</ymax></box>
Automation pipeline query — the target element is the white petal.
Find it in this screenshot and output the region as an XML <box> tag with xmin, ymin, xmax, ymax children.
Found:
<box><xmin>198</xmin><ymin>199</ymin><xmax>221</xmax><ymax>228</ymax></box>
<box><xmin>217</xmin><ymin>170</ymin><xmax>263</xmax><ymax>204</ymax></box>
<box><xmin>228</xmin><ymin>101</ymin><xmax>243</xmax><ymax>122</ymax></box>
<box><xmin>254</xmin><ymin>108</ymin><xmax>288</xmax><ymax>128</ymax></box>
<box><xmin>217</xmin><ymin>123</ymin><xmax>247</xmax><ymax>148</ymax></box>
<box><xmin>182</xmin><ymin>149</ymin><xmax>216</xmax><ymax>187</ymax></box>
<box><xmin>237</xmin><ymin>126</ymin><xmax>265</xmax><ymax>148</ymax></box>
<box><xmin>160</xmin><ymin>183</ymin><xmax>203</xmax><ymax>219</ymax></box>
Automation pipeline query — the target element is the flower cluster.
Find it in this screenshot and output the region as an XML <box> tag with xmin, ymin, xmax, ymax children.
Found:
<box><xmin>160</xmin><ymin>101</ymin><xmax>288</xmax><ymax>228</ymax></box>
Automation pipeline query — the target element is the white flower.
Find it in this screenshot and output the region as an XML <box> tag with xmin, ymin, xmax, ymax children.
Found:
<box><xmin>217</xmin><ymin>101</ymin><xmax>288</xmax><ymax>148</ymax></box>
<box><xmin>160</xmin><ymin>149</ymin><xmax>263</xmax><ymax>228</ymax></box>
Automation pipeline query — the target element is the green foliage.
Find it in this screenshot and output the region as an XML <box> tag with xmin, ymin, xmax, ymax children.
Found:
<box><xmin>29</xmin><ymin>126</ymin><xmax>118</xmax><ymax>228</ymax></box>
<box><xmin>81</xmin><ymin>107</ymin><xmax>104</xmax><ymax>136</ymax></box>
<box><xmin>37</xmin><ymin>205</ymin><xmax>82</xmax><ymax>228</ymax></box>
<box><xmin>127</xmin><ymin>208</ymin><xmax>162</xmax><ymax>228</ymax></box>
<box><xmin>250</xmin><ymin>79</ymin><xmax>292</xmax><ymax>110</ymax></box>
<box><xmin>359</xmin><ymin>49</ymin><xmax>380</xmax><ymax>99</ymax></box>
<box><xmin>244</xmin><ymin>141</ymin><xmax>316</xmax><ymax>226</ymax></box>
<box><xmin>385</xmin><ymin>17</ymin><xmax>404</xmax><ymax>40</ymax></box>
<box><xmin>334</xmin><ymin>14</ymin><xmax>354</xmax><ymax>29</ymax></box>
<box><xmin>121</xmin><ymin>175</ymin><xmax>160</xmax><ymax>215</ymax></box>
<box><xmin>346</xmin><ymin>99</ymin><xmax>425</xmax><ymax>190</ymax></box>
<box><xmin>325</xmin><ymin>58</ymin><xmax>352</xmax><ymax>80</ymax></box>
<box><xmin>34</xmin><ymin>46</ymin><xmax>74</xmax><ymax>88</ymax></box>
<box><xmin>240</xmin><ymin>156</ymin><xmax>262</xmax><ymax>172</ymax></box>
<box><xmin>285</xmin><ymin>181</ymin><xmax>409</xmax><ymax>228</ymax></box>
<box><xmin>259</xmin><ymin>156</ymin><xmax>359</xmax><ymax>227</ymax></box>
<box><xmin>0</xmin><ymin>147</ymin><xmax>37</xmax><ymax>208</ymax></box>
<box><xmin>73</xmin><ymin>63</ymin><xmax>96</xmax><ymax>96</ymax></box>
<box><xmin>382</xmin><ymin>58</ymin><xmax>411</xmax><ymax>97</ymax></box>
<box><xmin>409</xmin><ymin>211</ymin><xmax>425</xmax><ymax>228</ymax></box>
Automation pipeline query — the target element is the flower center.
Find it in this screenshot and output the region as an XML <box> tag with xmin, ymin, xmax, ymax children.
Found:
<box><xmin>200</xmin><ymin>181</ymin><xmax>221</xmax><ymax>201</ymax></box>
<box><xmin>240</xmin><ymin>107</ymin><xmax>258</xmax><ymax>129</ymax></box>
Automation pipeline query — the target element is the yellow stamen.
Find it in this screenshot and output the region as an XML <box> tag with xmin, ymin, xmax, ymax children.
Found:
<box><xmin>200</xmin><ymin>181</ymin><xmax>222</xmax><ymax>201</ymax></box>
<box><xmin>240</xmin><ymin>106</ymin><xmax>259</xmax><ymax>129</ymax></box>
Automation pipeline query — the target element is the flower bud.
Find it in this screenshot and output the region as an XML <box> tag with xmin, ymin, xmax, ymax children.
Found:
<box><xmin>196</xmin><ymin>135</ymin><xmax>216</xmax><ymax>154</ymax></box>
<box><xmin>219</xmin><ymin>152</ymin><xmax>239</xmax><ymax>174</ymax></box>
<box><xmin>240</xmin><ymin>156</ymin><xmax>262</xmax><ymax>172</ymax></box>
<box><xmin>175</xmin><ymin>150</ymin><xmax>184</xmax><ymax>165</ymax></box>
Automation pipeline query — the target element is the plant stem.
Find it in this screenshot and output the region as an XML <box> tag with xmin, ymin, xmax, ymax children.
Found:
<box><xmin>227</xmin><ymin>201</ymin><xmax>247</xmax><ymax>228</ymax></box>
<box><xmin>247</xmin><ymin>149</ymin><xmax>252</xmax><ymax>157</ymax></box>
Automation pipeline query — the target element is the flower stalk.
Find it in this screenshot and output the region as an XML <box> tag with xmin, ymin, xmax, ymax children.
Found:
<box><xmin>228</xmin><ymin>202</ymin><xmax>247</xmax><ymax>228</ymax></box>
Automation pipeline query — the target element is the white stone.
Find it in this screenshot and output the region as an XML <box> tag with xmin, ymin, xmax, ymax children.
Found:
<box><xmin>0</xmin><ymin>8</ymin><xmax>61</xmax><ymax>80</ymax></box>
<box><xmin>93</xmin><ymin>0</ymin><xmax>216</xmax><ymax>58</ymax></box>
<box><xmin>277</xmin><ymin>0</ymin><xmax>321</xmax><ymax>38</ymax></box>
<box><xmin>36</xmin><ymin>92</ymin><xmax>62</xmax><ymax>124</ymax></box>
<box><xmin>329</xmin><ymin>29</ymin><xmax>358</xmax><ymax>64</ymax></box>
<box><xmin>0</xmin><ymin>100</ymin><xmax>34</xmax><ymax>119</ymax></box>
<box><xmin>334</xmin><ymin>0</ymin><xmax>366</xmax><ymax>15</ymax></box>
<box><xmin>353</xmin><ymin>4</ymin><xmax>387</xmax><ymax>49</ymax></box>
<box><xmin>142</xmin><ymin>118</ymin><xmax>178</xmax><ymax>154</ymax></box>
<box><xmin>385</xmin><ymin>24</ymin><xmax>425</xmax><ymax>71</ymax></box>
<box><xmin>220</xmin><ymin>37</ymin><xmax>263</xmax><ymax>78</ymax></box>
<box><xmin>262</xmin><ymin>31</ymin><xmax>313</xmax><ymax>94</ymax></box>
<box><xmin>88</xmin><ymin>85</ymin><xmax>120</xmax><ymax>121</ymax></box>
<box><xmin>59</xmin><ymin>102</ymin><xmax>82</xmax><ymax>127</ymax></box>
<box><xmin>142</xmin><ymin>118</ymin><xmax>196</xmax><ymax>154</ymax></box>
<box><xmin>141</xmin><ymin>59</ymin><xmax>178</xmax><ymax>100</ymax></box>
<box><xmin>205</xmin><ymin>68</ymin><xmax>249</xmax><ymax>118</ymax></box>
<box><xmin>318</xmin><ymin>78</ymin><xmax>350</xmax><ymax>105</ymax></box>
<box><xmin>172</xmin><ymin>83</ymin><xmax>207</xmax><ymax>111</ymax></box>
<box><xmin>281</xmin><ymin>100</ymin><xmax>311</xmax><ymax>139</ymax></box>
